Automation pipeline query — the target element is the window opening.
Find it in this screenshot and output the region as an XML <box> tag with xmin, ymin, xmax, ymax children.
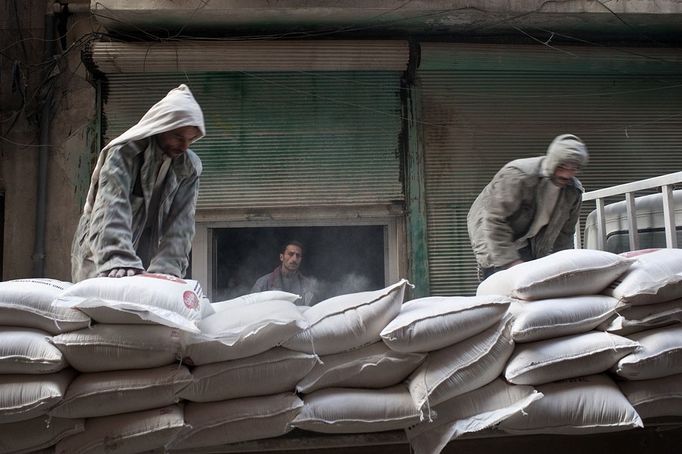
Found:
<box><xmin>212</xmin><ymin>225</ymin><xmax>386</xmax><ymax>303</ymax></box>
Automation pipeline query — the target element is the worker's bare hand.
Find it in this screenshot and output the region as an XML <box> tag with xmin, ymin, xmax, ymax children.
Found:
<box><xmin>99</xmin><ymin>268</ymin><xmax>143</xmax><ymax>278</ymax></box>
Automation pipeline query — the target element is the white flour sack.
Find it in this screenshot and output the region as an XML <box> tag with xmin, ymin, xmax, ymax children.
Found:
<box><xmin>612</xmin><ymin>324</ymin><xmax>682</xmax><ymax>380</ymax></box>
<box><xmin>477</xmin><ymin>249</ymin><xmax>633</xmax><ymax>300</ymax></box>
<box><xmin>0</xmin><ymin>368</ymin><xmax>76</xmax><ymax>423</ymax></box>
<box><xmin>597</xmin><ymin>297</ymin><xmax>682</xmax><ymax>335</ymax></box>
<box><xmin>0</xmin><ymin>278</ymin><xmax>89</xmax><ymax>334</ymax></box>
<box><xmin>50</xmin><ymin>364</ymin><xmax>192</xmax><ymax>419</ymax></box>
<box><xmin>296</xmin><ymin>341</ymin><xmax>426</xmax><ymax>394</ymax></box>
<box><xmin>0</xmin><ymin>415</ymin><xmax>84</xmax><ymax>454</ymax></box>
<box><xmin>185</xmin><ymin>299</ymin><xmax>309</xmax><ymax>365</ymax></box>
<box><xmin>380</xmin><ymin>295</ymin><xmax>511</xmax><ymax>353</ymax></box>
<box><xmin>408</xmin><ymin>315</ymin><xmax>514</xmax><ymax>415</ymax></box>
<box><xmin>179</xmin><ymin>348</ymin><xmax>317</xmax><ymax>402</ymax></box>
<box><xmin>499</xmin><ymin>374</ymin><xmax>642</xmax><ymax>435</ymax></box>
<box><xmin>606</xmin><ymin>249</ymin><xmax>682</xmax><ymax>305</ymax></box>
<box><xmin>53</xmin><ymin>274</ymin><xmax>214</xmax><ymax>333</ymax></box>
<box><xmin>291</xmin><ymin>385</ymin><xmax>421</xmax><ymax>434</ymax></box>
<box><xmin>504</xmin><ymin>331</ymin><xmax>639</xmax><ymax>386</ymax></box>
<box><xmin>54</xmin><ymin>405</ymin><xmax>184</xmax><ymax>454</ymax></box>
<box><xmin>168</xmin><ymin>393</ymin><xmax>303</xmax><ymax>450</ymax></box>
<box><xmin>283</xmin><ymin>279</ymin><xmax>410</xmax><ymax>355</ymax></box>
<box><xmin>51</xmin><ymin>324</ymin><xmax>182</xmax><ymax>373</ymax></box>
<box><xmin>618</xmin><ymin>373</ymin><xmax>682</xmax><ymax>419</ymax></box>
<box><xmin>511</xmin><ymin>295</ymin><xmax>620</xmax><ymax>343</ymax></box>
<box><xmin>405</xmin><ymin>379</ymin><xmax>542</xmax><ymax>454</ymax></box>
<box><xmin>0</xmin><ymin>327</ymin><xmax>66</xmax><ymax>374</ymax></box>
<box><xmin>212</xmin><ymin>290</ymin><xmax>301</xmax><ymax>311</ymax></box>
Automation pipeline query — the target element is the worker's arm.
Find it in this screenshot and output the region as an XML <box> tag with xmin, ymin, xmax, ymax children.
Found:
<box><xmin>147</xmin><ymin>153</ymin><xmax>202</xmax><ymax>277</ymax></box>
<box><xmin>89</xmin><ymin>144</ymin><xmax>146</xmax><ymax>276</ymax></box>
<box><xmin>480</xmin><ymin>167</ymin><xmax>528</xmax><ymax>267</ymax></box>
<box><xmin>553</xmin><ymin>188</ymin><xmax>583</xmax><ymax>252</ymax></box>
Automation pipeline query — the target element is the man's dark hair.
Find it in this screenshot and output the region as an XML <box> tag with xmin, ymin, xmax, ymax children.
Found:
<box><xmin>281</xmin><ymin>240</ymin><xmax>304</xmax><ymax>255</ymax></box>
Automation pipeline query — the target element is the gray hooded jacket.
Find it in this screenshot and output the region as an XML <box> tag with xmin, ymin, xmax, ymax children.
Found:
<box><xmin>71</xmin><ymin>85</ymin><xmax>205</xmax><ymax>281</ymax></box>
<box><xmin>467</xmin><ymin>134</ymin><xmax>588</xmax><ymax>269</ymax></box>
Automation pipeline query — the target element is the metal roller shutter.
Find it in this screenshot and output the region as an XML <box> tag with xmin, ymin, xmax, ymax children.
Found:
<box><xmin>93</xmin><ymin>40</ymin><xmax>408</xmax><ymax>212</ymax></box>
<box><xmin>418</xmin><ymin>43</ymin><xmax>682</xmax><ymax>296</ymax></box>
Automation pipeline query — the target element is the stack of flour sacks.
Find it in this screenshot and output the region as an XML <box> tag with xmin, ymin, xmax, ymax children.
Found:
<box><xmin>0</xmin><ymin>277</ymin><xmax>88</xmax><ymax>453</ymax></box>
<box><xmin>0</xmin><ymin>274</ymin><xmax>450</xmax><ymax>453</ymax></box>
<box><xmin>0</xmin><ymin>271</ymin><xmax>552</xmax><ymax>454</ymax></box>
<box><xmin>171</xmin><ymin>277</ymin><xmax>531</xmax><ymax>453</ymax></box>
<box><xmin>0</xmin><ymin>274</ymin><xmax>214</xmax><ymax>453</ymax></box>
<box><xmin>470</xmin><ymin>249</ymin><xmax>682</xmax><ymax>445</ymax></box>
<box><xmin>173</xmin><ymin>278</ymin><xmax>416</xmax><ymax>451</ymax></box>
<box><xmin>598</xmin><ymin>249</ymin><xmax>682</xmax><ymax>423</ymax></box>
<box><xmin>1</xmin><ymin>247</ymin><xmax>681</xmax><ymax>454</ymax></box>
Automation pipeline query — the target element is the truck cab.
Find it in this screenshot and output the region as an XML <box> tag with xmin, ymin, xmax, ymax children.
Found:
<box><xmin>583</xmin><ymin>190</ymin><xmax>682</xmax><ymax>253</ymax></box>
<box><xmin>579</xmin><ymin>172</ymin><xmax>682</xmax><ymax>252</ymax></box>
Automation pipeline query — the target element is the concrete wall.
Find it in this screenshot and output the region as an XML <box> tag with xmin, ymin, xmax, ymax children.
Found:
<box><xmin>92</xmin><ymin>0</ymin><xmax>682</xmax><ymax>41</ymax></box>
<box><xmin>1</xmin><ymin>0</ymin><xmax>680</xmax><ymax>282</ymax></box>
<box><xmin>0</xmin><ymin>0</ymin><xmax>96</xmax><ymax>281</ymax></box>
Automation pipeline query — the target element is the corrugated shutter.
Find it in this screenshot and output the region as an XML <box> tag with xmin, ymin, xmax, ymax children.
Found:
<box><xmin>101</xmin><ymin>47</ymin><xmax>405</xmax><ymax>210</ymax></box>
<box><xmin>88</xmin><ymin>40</ymin><xmax>409</xmax><ymax>72</ymax></box>
<box><xmin>418</xmin><ymin>43</ymin><xmax>682</xmax><ymax>296</ymax></box>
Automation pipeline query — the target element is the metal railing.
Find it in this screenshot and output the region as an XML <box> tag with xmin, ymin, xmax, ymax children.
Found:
<box><xmin>576</xmin><ymin>171</ymin><xmax>682</xmax><ymax>251</ymax></box>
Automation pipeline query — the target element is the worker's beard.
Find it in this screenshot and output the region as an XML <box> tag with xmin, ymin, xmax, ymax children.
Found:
<box><xmin>551</xmin><ymin>175</ymin><xmax>571</xmax><ymax>187</ymax></box>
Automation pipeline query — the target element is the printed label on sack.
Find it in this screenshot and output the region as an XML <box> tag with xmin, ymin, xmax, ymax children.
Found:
<box><xmin>13</xmin><ymin>278</ymin><xmax>71</xmax><ymax>290</ymax></box>
<box><xmin>183</xmin><ymin>291</ymin><xmax>200</xmax><ymax>311</ymax></box>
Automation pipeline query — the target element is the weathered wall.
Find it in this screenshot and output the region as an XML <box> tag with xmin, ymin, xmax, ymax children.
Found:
<box><xmin>43</xmin><ymin>6</ymin><xmax>98</xmax><ymax>282</ymax></box>
<box><xmin>92</xmin><ymin>0</ymin><xmax>682</xmax><ymax>41</ymax></box>
<box><xmin>1</xmin><ymin>0</ymin><xmax>46</xmax><ymax>279</ymax></box>
<box><xmin>0</xmin><ymin>0</ymin><xmax>96</xmax><ymax>281</ymax></box>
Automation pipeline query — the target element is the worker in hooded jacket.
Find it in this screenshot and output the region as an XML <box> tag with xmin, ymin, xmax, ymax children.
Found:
<box><xmin>467</xmin><ymin>134</ymin><xmax>589</xmax><ymax>281</ymax></box>
<box><xmin>71</xmin><ymin>84</ymin><xmax>205</xmax><ymax>282</ymax></box>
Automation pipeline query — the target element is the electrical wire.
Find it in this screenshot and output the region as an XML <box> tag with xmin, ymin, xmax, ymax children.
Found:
<box><xmin>2</xmin><ymin>0</ymin><xmax>682</xmax><ymax>146</ymax></box>
<box><xmin>595</xmin><ymin>0</ymin><xmax>666</xmax><ymax>46</ymax></box>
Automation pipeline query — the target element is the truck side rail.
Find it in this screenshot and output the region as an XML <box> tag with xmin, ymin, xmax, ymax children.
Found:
<box><xmin>576</xmin><ymin>171</ymin><xmax>682</xmax><ymax>250</ymax></box>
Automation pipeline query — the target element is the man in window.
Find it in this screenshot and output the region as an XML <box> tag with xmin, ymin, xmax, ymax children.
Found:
<box><xmin>71</xmin><ymin>84</ymin><xmax>204</xmax><ymax>281</ymax></box>
<box><xmin>251</xmin><ymin>240</ymin><xmax>317</xmax><ymax>306</ymax></box>
<box><xmin>467</xmin><ymin>134</ymin><xmax>589</xmax><ymax>281</ymax></box>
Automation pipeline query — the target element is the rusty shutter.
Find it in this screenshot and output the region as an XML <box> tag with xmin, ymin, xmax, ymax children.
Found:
<box><xmin>92</xmin><ymin>40</ymin><xmax>408</xmax><ymax>212</ymax></box>
<box><xmin>418</xmin><ymin>43</ymin><xmax>682</xmax><ymax>296</ymax></box>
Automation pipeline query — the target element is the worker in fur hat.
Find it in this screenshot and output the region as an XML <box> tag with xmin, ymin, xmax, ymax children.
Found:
<box><xmin>71</xmin><ymin>84</ymin><xmax>204</xmax><ymax>281</ymax></box>
<box><xmin>467</xmin><ymin>134</ymin><xmax>589</xmax><ymax>281</ymax></box>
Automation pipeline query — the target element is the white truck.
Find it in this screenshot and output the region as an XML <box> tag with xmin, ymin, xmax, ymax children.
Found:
<box><xmin>579</xmin><ymin>171</ymin><xmax>682</xmax><ymax>252</ymax></box>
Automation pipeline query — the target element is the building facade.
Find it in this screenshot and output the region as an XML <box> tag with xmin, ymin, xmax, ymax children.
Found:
<box><xmin>2</xmin><ymin>0</ymin><xmax>682</xmax><ymax>300</ymax></box>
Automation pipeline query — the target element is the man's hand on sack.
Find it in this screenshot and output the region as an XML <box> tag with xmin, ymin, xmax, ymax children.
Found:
<box><xmin>99</xmin><ymin>268</ymin><xmax>144</xmax><ymax>278</ymax></box>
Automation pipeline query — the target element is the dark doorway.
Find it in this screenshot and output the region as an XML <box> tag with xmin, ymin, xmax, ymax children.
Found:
<box><xmin>212</xmin><ymin>225</ymin><xmax>386</xmax><ymax>303</ymax></box>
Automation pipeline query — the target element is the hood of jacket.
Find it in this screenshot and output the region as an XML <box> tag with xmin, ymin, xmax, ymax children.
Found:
<box><xmin>541</xmin><ymin>134</ymin><xmax>589</xmax><ymax>177</ymax></box>
<box><xmin>103</xmin><ymin>84</ymin><xmax>205</xmax><ymax>153</ymax></box>
<box><xmin>84</xmin><ymin>84</ymin><xmax>205</xmax><ymax>213</ymax></box>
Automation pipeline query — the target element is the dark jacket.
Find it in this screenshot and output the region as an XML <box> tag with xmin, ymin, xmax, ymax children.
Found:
<box><xmin>71</xmin><ymin>139</ymin><xmax>202</xmax><ymax>281</ymax></box>
<box><xmin>251</xmin><ymin>266</ymin><xmax>317</xmax><ymax>306</ymax></box>
<box><xmin>467</xmin><ymin>135</ymin><xmax>588</xmax><ymax>269</ymax></box>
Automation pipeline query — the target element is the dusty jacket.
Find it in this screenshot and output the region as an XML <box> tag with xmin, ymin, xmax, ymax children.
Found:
<box><xmin>71</xmin><ymin>140</ymin><xmax>202</xmax><ymax>281</ymax></box>
<box><xmin>251</xmin><ymin>266</ymin><xmax>317</xmax><ymax>306</ymax></box>
<box><xmin>467</xmin><ymin>135</ymin><xmax>587</xmax><ymax>269</ymax></box>
<box><xmin>71</xmin><ymin>85</ymin><xmax>205</xmax><ymax>281</ymax></box>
